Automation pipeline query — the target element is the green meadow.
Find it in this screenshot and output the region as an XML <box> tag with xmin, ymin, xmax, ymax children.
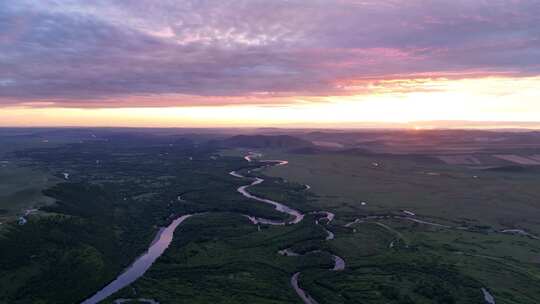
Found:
<box><xmin>253</xmin><ymin>149</ymin><xmax>540</xmax><ymax>303</ymax></box>
<box><xmin>0</xmin><ymin>164</ymin><xmax>58</xmax><ymax>224</ymax></box>
<box><xmin>1</xmin><ymin>139</ymin><xmax>539</xmax><ymax>303</ymax></box>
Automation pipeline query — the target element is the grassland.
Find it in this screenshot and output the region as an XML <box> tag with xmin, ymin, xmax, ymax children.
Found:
<box><xmin>0</xmin><ymin>163</ymin><xmax>59</xmax><ymax>224</ymax></box>
<box><xmin>2</xmin><ymin>132</ymin><xmax>539</xmax><ymax>304</ymax></box>
<box><xmin>104</xmin><ymin>213</ymin><xmax>330</xmax><ymax>304</ymax></box>
<box><xmin>95</xmin><ymin>147</ymin><xmax>504</xmax><ymax>304</ymax></box>
<box><xmin>0</xmin><ymin>137</ymin><xmax>288</xmax><ymax>303</ymax></box>
<box><xmin>0</xmin><ymin>133</ymin><xmax>71</xmax><ymax>225</ymax></box>
<box><xmin>241</xmin><ymin>148</ymin><xmax>540</xmax><ymax>303</ymax></box>
<box><xmin>259</xmin><ymin>151</ymin><xmax>540</xmax><ymax>235</ymax></box>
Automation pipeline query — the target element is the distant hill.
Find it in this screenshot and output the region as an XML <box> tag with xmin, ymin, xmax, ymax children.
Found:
<box><xmin>288</xmin><ymin>146</ymin><xmax>325</xmax><ymax>154</ymax></box>
<box><xmin>223</xmin><ymin>135</ymin><xmax>314</xmax><ymax>149</ymax></box>
<box><xmin>483</xmin><ymin>165</ymin><xmax>540</xmax><ymax>173</ymax></box>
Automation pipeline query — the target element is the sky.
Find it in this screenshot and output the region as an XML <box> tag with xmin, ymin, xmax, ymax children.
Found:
<box><xmin>1</xmin><ymin>0</ymin><xmax>539</xmax><ymax>128</ymax></box>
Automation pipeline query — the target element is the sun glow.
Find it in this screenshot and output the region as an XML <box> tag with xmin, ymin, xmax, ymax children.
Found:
<box><xmin>1</xmin><ymin>76</ymin><xmax>539</xmax><ymax>128</ymax></box>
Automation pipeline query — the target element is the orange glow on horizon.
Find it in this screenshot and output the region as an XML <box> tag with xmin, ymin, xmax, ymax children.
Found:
<box><xmin>1</xmin><ymin>76</ymin><xmax>539</xmax><ymax>128</ymax></box>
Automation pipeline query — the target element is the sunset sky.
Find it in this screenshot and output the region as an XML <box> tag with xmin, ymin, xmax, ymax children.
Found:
<box><xmin>1</xmin><ymin>0</ymin><xmax>539</xmax><ymax>128</ymax></box>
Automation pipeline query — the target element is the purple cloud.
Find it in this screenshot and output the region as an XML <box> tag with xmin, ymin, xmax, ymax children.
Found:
<box><xmin>0</xmin><ymin>0</ymin><xmax>539</xmax><ymax>107</ymax></box>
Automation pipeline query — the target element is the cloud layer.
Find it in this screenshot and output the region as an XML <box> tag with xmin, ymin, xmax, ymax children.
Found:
<box><xmin>1</xmin><ymin>0</ymin><xmax>539</xmax><ymax>107</ymax></box>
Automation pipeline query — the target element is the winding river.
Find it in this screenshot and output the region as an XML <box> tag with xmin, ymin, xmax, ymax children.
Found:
<box><xmin>229</xmin><ymin>168</ymin><xmax>304</xmax><ymax>225</ymax></box>
<box><xmin>230</xmin><ymin>155</ymin><xmax>344</xmax><ymax>303</ymax></box>
<box><xmin>81</xmin><ymin>153</ymin><xmax>344</xmax><ymax>304</ymax></box>
<box><xmin>81</xmin><ymin>215</ymin><xmax>193</xmax><ymax>304</ymax></box>
<box><xmin>81</xmin><ymin>152</ymin><xmax>503</xmax><ymax>304</ymax></box>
